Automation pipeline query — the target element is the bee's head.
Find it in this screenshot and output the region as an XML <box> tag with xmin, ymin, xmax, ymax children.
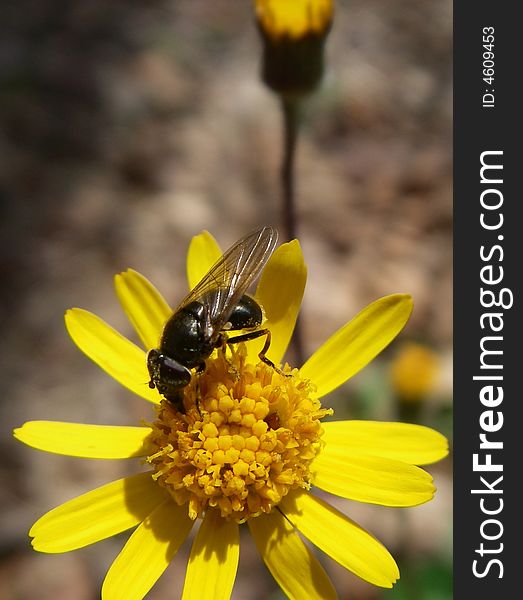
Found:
<box><xmin>146</xmin><ymin>349</ymin><xmax>191</xmax><ymax>396</ymax></box>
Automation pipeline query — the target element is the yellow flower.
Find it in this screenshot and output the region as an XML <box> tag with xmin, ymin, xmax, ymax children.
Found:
<box><xmin>390</xmin><ymin>341</ymin><xmax>440</xmax><ymax>403</ymax></box>
<box><xmin>254</xmin><ymin>0</ymin><xmax>334</xmax><ymax>97</ymax></box>
<box><xmin>14</xmin><ymin>231</ymin><xmax>448</xmax><ymax>600</ymax></box>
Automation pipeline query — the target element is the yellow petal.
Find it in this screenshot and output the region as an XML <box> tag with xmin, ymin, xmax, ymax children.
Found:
<box><xmin>248</xmin><ymin>510</ymin><xmax>337</xmax><ymax>600</ymax></box>
<box><xmin>280</xmin><ymin>490</ymin><xmax>399</xmax><ymax>588</ymax></box>
<box><xmin>114</xmin><ymin>269</ymin><xmax>172</xmax><ymax>350</ymax></box>
<box><xmin>255</xmin><ymin>0</ymin><xmax>334</xmax><ymax>40</ymax></box>
<box><xmin>65</xmin><ymin>308</ymin><xmax>160</xmax><ymax>404</ymax></box>
<box><xmin>299</xmin><ymin>294</ymin><xmax>413</xmax><ymax>398</ymax></box>
<box><xmin>14</xmin><ymin>421</ymin><xmax>153</xmax><ymax>459</ymax></box>
<box><xmin>30</xmin><ymin>473</ymin><xmax>166</xmax><ymax>553</ymax></box>
<box><xmin>246</xmin><ymin>239</ymin><xmax>307</xmax><ymax>365</ymax></box>
<box><xmin>321</xmin><ymin>420</ymin><xmax>449</xmax><ymax>465</ymax></box>
<box><xmin>186</xmin><ymin>231</ymin><xmax>222</xmax><ymax>291</ymax></box>
<box><xmin>102</xmin><ymin>500</ymin><xmax>193</xmax><ymax>600</ymax></box>
<box><xmin>311</xmin><ymin>451</ymin><xmax>435</xmax><ymax>507</ymax></box>
<box><xmin>182</xmin><ymin>509</ymin><xmax>239</xmax><ymax>600</ymax></box>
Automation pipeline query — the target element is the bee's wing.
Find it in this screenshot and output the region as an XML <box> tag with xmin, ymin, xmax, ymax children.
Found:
<box><xmin>176</xmin><ymin>226</ymin><xmax>278</xmax><ymax>338</ymax></box>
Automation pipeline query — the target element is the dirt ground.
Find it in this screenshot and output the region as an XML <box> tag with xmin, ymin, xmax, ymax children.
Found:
<box><xmin>1</xmin><ymin>1</ymin><xmax>452</xmax><ymax>599</ymax></box>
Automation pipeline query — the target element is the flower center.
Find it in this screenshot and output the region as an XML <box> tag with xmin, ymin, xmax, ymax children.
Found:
<box><xmin>147</xmin><ymin>344</ymin><xmax>332</xmax><ymax>523</ymax></box>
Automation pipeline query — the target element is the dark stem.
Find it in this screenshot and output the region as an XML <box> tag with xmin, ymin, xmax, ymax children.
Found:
<box><xmin>280</xmin><ymin>96</ymin><xmax>305</xmax><ymax>366</ymax></box>
<box><xmin>280</xmin><ymin>96</ymin><xmax>300</xmax><ymax>243</ymax></box>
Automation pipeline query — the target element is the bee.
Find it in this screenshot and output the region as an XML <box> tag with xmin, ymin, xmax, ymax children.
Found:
<box><xmin>147</xmin><ymin>226</ymin><xmax>280</xmax><ymax>412</ymax></box>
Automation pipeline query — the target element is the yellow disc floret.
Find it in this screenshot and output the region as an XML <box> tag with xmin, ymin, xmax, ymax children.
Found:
<box><xmin>147</xmin><ymin>344</ymin><xmax>332</xmax><ymax>523</ymax></box>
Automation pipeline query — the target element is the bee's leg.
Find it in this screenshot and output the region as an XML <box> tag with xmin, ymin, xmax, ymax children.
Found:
<box><xmin>193</xmin><ymin>360</ymin><xmax>209</xmax><ymax>413</ymax></box>
<box><xmin>226</xmin><ymin>329</ymin><xmax>291</xmax><ymax>377</ymax></box>
<box><xmin>195</xmin><ymin>360</ymin><xmax>207</xmax><ymax>374</ymax></box>
<box><xmin>215</xmin><ymin>333</ymin><xmax>242</xmax><ymax>378</ymax></box>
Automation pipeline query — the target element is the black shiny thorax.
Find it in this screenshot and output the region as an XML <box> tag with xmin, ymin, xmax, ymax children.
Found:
<box><xmin>160</xmin><ymin>300</ymin><xmax>215</xmax><ymax>368</ymax></box>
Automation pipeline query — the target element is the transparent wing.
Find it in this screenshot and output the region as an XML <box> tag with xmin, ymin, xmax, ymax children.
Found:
<box><xmin>176</xmin><ymin>226</ymin><xmax>278</xmax><ymax>339</ymax></box>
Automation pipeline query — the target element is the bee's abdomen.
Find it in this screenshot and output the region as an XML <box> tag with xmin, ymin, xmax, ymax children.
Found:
<box><xmin>227</xmin><ymin>295</ymin><xmax>263</xmax><ymax>330</ymax></box>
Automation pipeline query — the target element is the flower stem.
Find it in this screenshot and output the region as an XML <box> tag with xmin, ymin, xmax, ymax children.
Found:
<box><xmin>280</xmin><ymin>96</ymin><xmax>300</xmax><ymax>243</ymax></box>
<box><xmin>280</xmin><ymin>96</ymin><xmax>305</xmax><ymax>366</ymax></box>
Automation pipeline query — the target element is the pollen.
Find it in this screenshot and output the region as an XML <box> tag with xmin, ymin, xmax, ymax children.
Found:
<box><xmin>147</xmin><ymin>344</ymin><xmax>332</xmax><ymax>522</ymax></box>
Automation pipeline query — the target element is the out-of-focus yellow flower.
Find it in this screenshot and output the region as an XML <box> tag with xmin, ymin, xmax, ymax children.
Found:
<box><xmin>254</xmin><ymin>0</ymin><xmax>334</xmax><ymax>97</ymax></box>
<box><xmin>390</xmin><ymin>342</ymin><xmax>440</xmax><ymax>403</ymax></box>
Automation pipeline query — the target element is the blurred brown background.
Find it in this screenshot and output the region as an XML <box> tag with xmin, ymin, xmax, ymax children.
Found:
<box><xmin>1</xmin><ymin>1</ymin><xmax>452</xmax><ymax>599</ymax></box>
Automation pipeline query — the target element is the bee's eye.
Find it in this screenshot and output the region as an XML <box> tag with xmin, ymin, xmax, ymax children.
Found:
<box><xmin>160</xmin><ymin>355</ymin><xmax>184</xmax><ymax>374</ymax></box>
<box><xmin>159</xmin><ymin>356</ymin><xmax>192</xmax><ymax>388</ymax></box>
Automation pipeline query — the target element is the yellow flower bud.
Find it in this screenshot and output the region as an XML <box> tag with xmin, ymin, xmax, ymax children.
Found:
<box><xmin>254</xmin><ymin>0</ymin><xmax>334</xmax><ymax>98</ymax></box>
